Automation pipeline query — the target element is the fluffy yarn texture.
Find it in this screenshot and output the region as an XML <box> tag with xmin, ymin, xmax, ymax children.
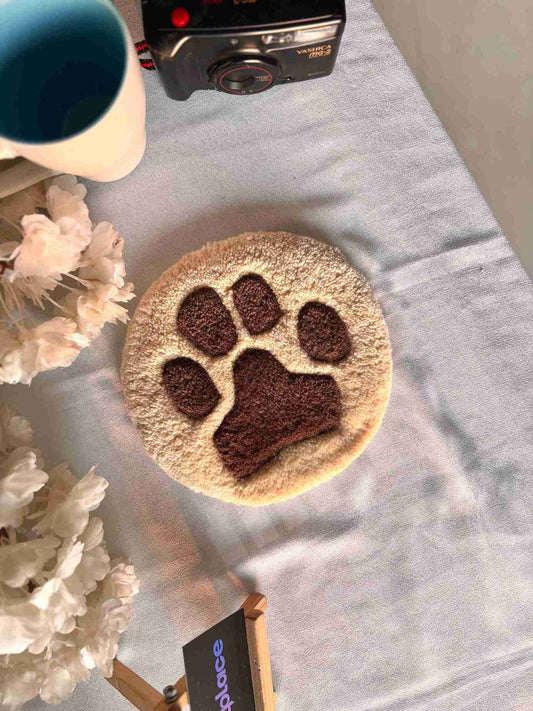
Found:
<box><xmin>121</xmin><ymin>232</ymin><xmax>392</xmax><ymax>505</ymax></box>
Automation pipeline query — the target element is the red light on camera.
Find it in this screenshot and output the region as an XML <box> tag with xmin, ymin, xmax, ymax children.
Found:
<box><xmin>171</xmin><ymin>7</ymin><xmax>190</xmax><ymax>27</ymax></box>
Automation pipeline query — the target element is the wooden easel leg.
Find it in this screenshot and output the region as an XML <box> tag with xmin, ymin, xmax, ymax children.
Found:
<box><xmin>241</xmin><ymin>594</ymin><xmax>276</xmax><ymax>711</ymax></box>
<box><xmin>107</xmin><ymin>661</ymin><xmax>189</xmax><ymax>711</ymax></box>
<box><xmin>169</xmin><ymin>676</ymin><xmax>189</xmax><ymax>710</ymax></box>
<box><xmin>107</xmin><ymin>660</ymin><xmax>164</xmax><ymax>711</ymax></box>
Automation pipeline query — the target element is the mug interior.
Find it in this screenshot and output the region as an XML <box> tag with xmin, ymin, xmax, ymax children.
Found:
<box><xmin>0</xmin><ymin>0</ymin><xmax>127</xmax><ymax>144</ymax></box>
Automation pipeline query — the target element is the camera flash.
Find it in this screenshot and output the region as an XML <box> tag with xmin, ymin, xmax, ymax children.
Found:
<box><xmin>262</xmin><ymin>24</ymin><xmax>338</xmax><ymax>46</ymax></box>
<box><xmin>293</xmin><ymin>25</ymin><xmax>338</xmax><ymax>43</ymax></box>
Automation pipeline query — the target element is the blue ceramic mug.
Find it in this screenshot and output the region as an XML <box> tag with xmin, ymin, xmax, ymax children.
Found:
<box><xmin>0</xmin><ymin>0</ymin><xmax>146</xmax><ymax>188</ymax></box>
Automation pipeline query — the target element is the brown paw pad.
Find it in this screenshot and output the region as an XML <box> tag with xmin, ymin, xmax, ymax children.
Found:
<box><xmin>177</xmin><ymin>286</ymin><xmax>237</xmax><ymax>356</ymax></box>
<box><xmin>298</xmin><ymin>301</ymin><xmax>350</xmax><ymax>363</ymax></box>
<box><xmin>163</xmin><ymin>357</ymin><xmax>220</xmax><ymax>418</ymax></box>
<box><xmin>213</xmin><ymin>349</ymin><xmax>341</xmax><ymax>479</ymax></box>
<box><xmin>232</xmin><ymin>274</ymin><xmax>282</xmax><ymax>334</ymax></box>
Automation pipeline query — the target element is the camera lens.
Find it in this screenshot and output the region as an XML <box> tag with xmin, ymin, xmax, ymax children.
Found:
<box><xmin>225</xmin><ymin>70</ymin><xmax>255</xmax><ymax>91</ymax></box>
<box><xmin>209</xmin><ymin>56</ymin><xmax>280</xmax><ymax>95</ymax></box>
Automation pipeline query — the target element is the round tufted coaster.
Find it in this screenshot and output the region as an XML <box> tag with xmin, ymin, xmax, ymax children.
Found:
<box><xmin>121</xmin><ymin>231</ymin><xmax>392</xmax><ymax>506</ymax></box>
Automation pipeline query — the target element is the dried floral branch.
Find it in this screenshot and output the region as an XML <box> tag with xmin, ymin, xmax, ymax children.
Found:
<box><xmin>0</xmin><ymin>405</ymin><xmax>139</xmax><ymax>710</ymax></box>
<box><xmin>0</xmin><ymin>176</ymin><xmax>135</xmax><ymax>385</ymax></box>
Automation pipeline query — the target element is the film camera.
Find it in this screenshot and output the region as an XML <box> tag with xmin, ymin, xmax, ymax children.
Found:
<box><xmin>142</xmin><ymin>0</ymin><xmax>346</xmax><ymax>100</ymax></box>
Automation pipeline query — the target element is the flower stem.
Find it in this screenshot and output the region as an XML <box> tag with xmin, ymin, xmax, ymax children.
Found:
<box><xmin>64</xmin><ymin>272</ymin><xmax>87</xmax><ymax>285</ymax></box>
<box><xmin>0</xmin><ymin>286</ymin><xmax>21</xmax><ymax>331</ymax></box>
<box><xmin>54</xmin><ymin>280</ymin><xmax>79</xmax><ymax>293</ymax></box>
<box><xmin>2</xmin><ymin>280</ymin><xmax>37</xmax><ymax>327</ymax></box>
<box><xmin>42</xmin><ymin>291</ymin><xmax>66</xmax><ymax>313</ymax></box>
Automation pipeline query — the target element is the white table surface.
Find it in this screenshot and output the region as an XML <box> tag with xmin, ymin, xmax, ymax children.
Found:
<box><xmin>4</xmin><ymin>1</ymin><xmax>533</xmax><ymax>710</ymax></box>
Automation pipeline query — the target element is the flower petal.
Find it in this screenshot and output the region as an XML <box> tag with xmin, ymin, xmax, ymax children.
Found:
<box><xmin>0</xmin><ymin>600</ymin><xmax>48</xmax><ymax>654</ymax></box>
<box><xmin>54</xmin><ymin>539</ymin><xmax>84</xmax><ymax>580</ymax></box>
<box><xmin>79</xmin><ymin>517</ymin><xmax>104</xmax><ymax>551</ymax></box>
<box><xmin>18</xmin><ymin>318</ymin><xmax>83</xmax><ymax>383</ymax></box>
<box><xmin>0</xmin><ymin>535</ymin><xmax>60</xmax><ymax>588</ymax></box>
<box><xmin>39</xmin><ymin>663</ymin><xmax>76</xmax><ymax>705</ymax></box>
<box><xmin>0</xmin><ymin>326</ymin><xmax>24</xmax><ymax>386</ymax></box>
<box><xmin>16</xmin><ymin>214</ymin><xmax>88</xmax><ymax>278</ymax></box>
<box><xmin>0</xmin><ymin>447</ymin><xmax>48</xmax><ymax>528</ymax></box>
<box><xmin>0</xmin><ymin>666</ymin><xmax>43</xmax><ymax>711</ymax></box>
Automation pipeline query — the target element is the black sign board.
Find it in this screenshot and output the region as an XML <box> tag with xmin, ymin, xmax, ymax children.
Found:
<box><xmin>183</xmin><ymin>608</ymin><xmax>257</xmax><ymax>711</ymax></box>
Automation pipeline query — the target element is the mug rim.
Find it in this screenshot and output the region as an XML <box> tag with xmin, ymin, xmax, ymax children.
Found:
<box><xmin>0</xmin><ymin>0</ymin><xmax>131</xmax><ymax>147</ymax></box>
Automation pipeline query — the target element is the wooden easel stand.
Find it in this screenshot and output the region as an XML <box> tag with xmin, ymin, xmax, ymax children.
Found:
<box><xmin>107</xmin><ymin>593</ymin><xmax>275</xmax><ymax>711</ymax></box>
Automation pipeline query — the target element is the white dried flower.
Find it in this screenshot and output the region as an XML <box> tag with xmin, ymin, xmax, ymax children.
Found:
<box><xmin>79</xmin><ymin>222</ymin><xmax>126</xmax><ymax>287</ymax></box>
<box><xmin>63</xmin><ymin>281</ymin><xmax>134</xmax><ymax>340</ymax></box>
<box><xmin>68</xmin><ymin>543</ymin><xmax>110</xmax><ymax>598</ymax></box>
<box><xmin>53</xmin><ymin>538</ymin><xmax>85</xmax><ymax>580</ymax></box>
<box><xmin>30</xmin><ymin>463</ymin><xmax>77</xmax><ymax>519</ymax></box>
<box><xmin>46</xmin><ymin>175</ymin><xmax>92</xmax><ymax>245</ymax></box>
<box><xmin>0</xmin><ymin>322</ymin><xmax>90</xmax><ymax>384</ymax></box>
<box><xmin>27</xmin><ymin>579</ymin><xmax>86</xmax><ymax>654</ymax></box>
<box><xmin>33</xmin><ymin>467</ymin><xmax>108</xmax><ymax>538</ymax></box>
<box><xmin>18</xmin><ymin>319</ymin><xmax>87</xmax><ymax>383</ymax></box>
<box><xmin>0</xmin><ymin>664</ymin><xmax>43</xmax><ymax>711</ymax></box>
<box><xmin>0</xmin><ymin>535</ymin><xmax>60</xmax><ymax>588</ymax></box>
<box><xmin>103</xmin><ymin>560</ymin><xmax>141</xmax><ymax>604</ymax></box>
<box><xmin>39</xmin><ymin>664</ymin><xmax>76</xmax><ymax>706</ymax></box>
<box><xmin>0</xmin><ymin>326</ymin><xmax>23</xmax><ymax>386</ymax></box>
<box><xmin>80</xmin><ymin>517</ymin><xmax>104</xmax><ymax>550</ymax></box>
<box><xmin>0</xmin><ymin>319</ymin><xmax>88</xmax><ymax>386</ymax></box>
<box><xmin>0</xmin><ymin>175</ymin><xmax>135</xmax><ymax>385</ymax></box>
<box><xmin>80</xmin><ymin>572</ymin><xmax>134</xmax><ymax>678</ymax></box>
<box><xmin>51</xmin><ymin>642</ymin><xmax>91</xmax><ymax>683</ymax></box>
<box><xmin>0</xmin><ymin>406</ymin><xmax>139</xmax><ymax>710</ymax></box>
<box><xmin>0</xmin><ymin>447</ymin><xmax>48</xmax><ymax>528</ymax></box>
<box><xmin>67</xmin><ymin>520</ymin><xmax>110</xmax><ymax>596</ymax></box>
<box><xmin>0</xmin><ymin>598</ymin><xmax>49</xmax><ymax>655</ymax></box>
<box><xmin>14</xmin><ymin>214</ymin><xmax>89</xmax><ymax>279</ymax></box>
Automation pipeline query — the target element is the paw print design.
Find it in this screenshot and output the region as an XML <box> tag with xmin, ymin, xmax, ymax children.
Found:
<box><xmin>162</xmin><ymin>274</ymin><xmax>351</xmax><ymax>480</ymax></box>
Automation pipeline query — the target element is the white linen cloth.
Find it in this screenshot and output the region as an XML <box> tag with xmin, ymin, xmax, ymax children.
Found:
<box><xmin>5</xmin><ymin>1</ymin><xmax>533</xmax><ymax>709</ymax></box>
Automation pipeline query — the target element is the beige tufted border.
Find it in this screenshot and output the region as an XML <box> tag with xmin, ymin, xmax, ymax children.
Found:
<box><xmin>121</xmin><ymin>232</ymin><xmax>392</xmax><ymax>506</ymax></box>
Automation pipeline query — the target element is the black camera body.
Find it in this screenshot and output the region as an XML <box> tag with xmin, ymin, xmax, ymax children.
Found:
<box><xmin>142</xmin><ymin>0</ymin><xmax>346</xmax><ymax>101</ymax></box>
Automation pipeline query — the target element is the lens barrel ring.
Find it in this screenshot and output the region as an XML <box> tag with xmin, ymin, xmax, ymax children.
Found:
<box><xmin>209</xmin><ymin>55</ymin><xmax>280</xmax><ymax>95</ymax></box>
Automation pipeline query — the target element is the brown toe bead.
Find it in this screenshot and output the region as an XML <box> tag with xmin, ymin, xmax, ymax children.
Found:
<box><xmin>163</xmin><ymin>357</ymin><xmax>220</xmax><ymax>419</ymax></box>
<box><xmin>177</xmin><ymin>287</ymin><xmax>237</xmax><ymax>356</ymax></box>
<box><xmin>232</xmin><ymin>274</ymin><xmax>282</xmax><ymax>334</ymax></box>
<box><xmin>298</xmin><ymin>302</ymin><xmax>350</xmax><ymax>363</ymax></box>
